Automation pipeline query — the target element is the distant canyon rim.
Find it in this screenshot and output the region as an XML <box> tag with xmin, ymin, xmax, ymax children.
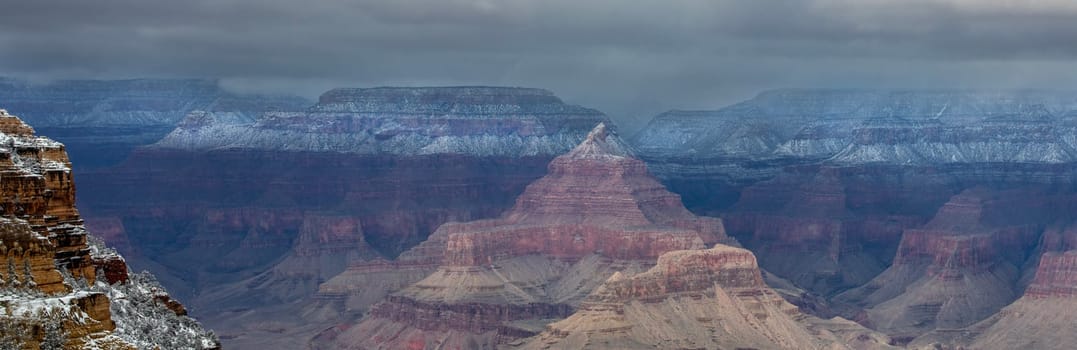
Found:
<box><xmin>3</xmin><ymin>78</ymin><xmax>1077</xmax><ymax>349</ymax></box>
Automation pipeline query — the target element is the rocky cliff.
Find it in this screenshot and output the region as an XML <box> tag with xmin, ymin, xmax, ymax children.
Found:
<box><xmin>517</xmin><ymin>245</ymin><xmax>894</xmax><ymax>350</ymax></box>
<box><xmin>311</xmin><ymin>123</ymin><xmax>732</xmax><ymax>349</ymax></box>
<box><xmin>0</xmin><ymin>109</ymin><xmax>217</xmax><ymax>349</ymax></box>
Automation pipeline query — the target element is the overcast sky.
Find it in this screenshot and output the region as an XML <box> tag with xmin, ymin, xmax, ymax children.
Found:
<box><xmin>3</xmin><ymin>0</ymin><xmax>1077</xmax><ymax>128</ymax></box>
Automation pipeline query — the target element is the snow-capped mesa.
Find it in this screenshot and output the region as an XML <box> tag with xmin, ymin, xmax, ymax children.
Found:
<box><xmin>632</xmin><ymin>89</ymin><xmax>1077</xmax><ymax>164</ymax></box>
<box><xmin>151</xmin><ymin>86</ymin><xmax>610</xmax><ymax>157</ymax></box>
<box><xmin>0</xmin><ymin>77</ymin><xmax>311</xmax><ymax>170</ymax></box>
<box><xmin>0</xmin><ymin>77</ymin><xmax>308</xmax><ymax>128</ymax></box>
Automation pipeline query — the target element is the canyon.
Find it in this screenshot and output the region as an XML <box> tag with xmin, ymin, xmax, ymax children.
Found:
<box><xmin>7</xmin><ymin>85</ymin><xmax>1077</xmax><ymax>349</ymax></box>
<box><xmin>308</xmin><ymin>123</ymin><xmax>727</xmax><ymax>349</ymax></box>
<box><xmin>631</xmin><ymin>89</ymin><xmax>1077</xmax><ymax>348</ymax></box>
<box><xmin>70</xmin><ymin>86</ymin><xmax>611</xmax><ymax>348</ymax></box>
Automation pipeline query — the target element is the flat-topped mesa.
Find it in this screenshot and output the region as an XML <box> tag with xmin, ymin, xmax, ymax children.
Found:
<box><xmin>0</xmin><ymin>111</ymin><xmax>93</xmax><ymax>281</ymax></box>
<box><xmin>520</xmin><ymin>245</ymin><xmax>893</xmax><ymax>350</ymax></box>
<box><xmin>590</xmin><ymin>245</ymin><xmax>763</xmax><ymax>301</ymax></box>
<box><xmin>828</xmin><ymin>116</ymin><xmax>1076</xmax><ymax>165</ymax></box>
<box><xmin>153</xmin><ymin>86</ymin><xmax>609</xmax><ymax>157</ymax></box>
<box><xmin>633</xmin><ymin>89</ymin><xmax>1077</xmax><ymax>159</ymax></box>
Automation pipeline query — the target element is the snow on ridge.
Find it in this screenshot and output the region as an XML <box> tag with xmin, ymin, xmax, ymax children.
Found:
<box><xmin>633</xmin><ymin>90</ymin><xmax>1077</xmax><ymax>165</ymax></box>
<box><xmin>566</xmin><ymin>122</ymin><xmax>634</xmax><ymax>159</ymax></box>
<box><xmin>150</xmin><ymin>91</ymin><xmax>609</xmax><ymax>157</ymax></box>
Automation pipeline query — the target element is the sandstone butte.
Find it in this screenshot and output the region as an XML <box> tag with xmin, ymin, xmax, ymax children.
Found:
<box><xmin>517</xmin><ymin>245</ymin><xmax>894</xmax><ymax>350</ymax></box>
<box><xmin>309</xmin><ymin>123</ymin><xmax>733</xmax><ymax>349</ymax></box>
<box><xmin>0</xmin><ymin>109</ymin><xmax>216</xmax><ymax>349</ymax></box>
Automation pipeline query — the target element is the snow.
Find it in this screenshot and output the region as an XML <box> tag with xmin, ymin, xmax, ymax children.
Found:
<box><xmin>566</xmin><ymin>122</ymin><xmax>634</xmax><ymax>159</ymax></box>
<box><xmin>632</xmin><ymin>90</ymin><xmax>1077</xmax><ymax>165</ymax></box>
<box><xmin>150</xmin><ymin>96</ymin><xmax>607</xmax><ymax>157</ymax></box>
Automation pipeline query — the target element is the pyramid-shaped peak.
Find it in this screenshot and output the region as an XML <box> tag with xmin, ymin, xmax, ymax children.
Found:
<box><xmin>566</xmin><ymin>122</ymin><xmax>632</xmax><ymax>159</ymax></box>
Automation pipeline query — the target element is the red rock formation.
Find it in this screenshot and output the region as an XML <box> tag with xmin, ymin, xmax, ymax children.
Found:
<box><xmin>0</xmin><ymin>219</ymin><xmax>68</xmax><ymax>294</ymax></box>
<box><xmin>92</xmin><ymin>253</ymin><xmax>130</xmax><ymax>285</ymax></box>
<box><xmin>911</xmin><ymin>224</ymin><xmax>1077</xmax><ymax>349</ymax></box>
<box><xmin>0</xmin><ymin>110</ymin><xmax>139</xmax><ymax>349</ymax></box>
<box><xmin>313</xmin><ymin>123</ymin><xmax>733</xmax><ymax>350</ymax></box>
<box><xmin>1025</xmin><ymin>251</ymin><xmax>1077</xmax><ymax>298</ymax></box>
<box><xmin>1022</xmin><ymin>224</ymin><xmax>1077</xmax><ymax>299</ymax></box>
<box><xmin>0</xmin><ymin>111</ymin><xmax>94</xmax><ymax>281</ymax></box>
<box><xmin>835</xmin><ymin>188</ymin><xmax>1075</xmax><ymax>341</ymax></box>
<box><xmin>517</xmin><ymin>245</ymin><xmax>894</xmax><ymax>350</ymax></box>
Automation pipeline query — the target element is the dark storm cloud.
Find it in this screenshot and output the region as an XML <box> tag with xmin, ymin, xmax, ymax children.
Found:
<box><xmin>2</xmin><ymin>0</ymin><xmax>1077</xmax><ymax>129</ymax></box>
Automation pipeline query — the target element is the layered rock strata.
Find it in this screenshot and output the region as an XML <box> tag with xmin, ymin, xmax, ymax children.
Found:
<box><xmin>910</xmin><ymin>223</ymin><xmax>1077</xmax><ymax>349</ymax></box>
<box><xmin>0</xmin><ymin>109</ymin><xmax>217</xmax><ymax>349</ymax></box>
<box><xmin>518</xmin><ymin>245</ymin><xmax>894</xmax><ymax>350</ymax></box>
<box><xmin>835</xmin><ymin>189</ymin><xmax>1076</xmax><ymax>341</ymax></box>
<box><xmin>312</xmin><ymin>123</ymin><xmax>731</xmax><ymax>349</ymax></box>
<box><xmin>84</xmin><ymin>87</ymin><xmax>609</xmax><ymax>348</ymax></box>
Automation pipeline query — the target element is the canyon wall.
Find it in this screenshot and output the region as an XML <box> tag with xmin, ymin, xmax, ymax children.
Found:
<box><xmin>0</xmin><ymin>109</ymin><xmax>217</xmax><ymax>349</ymax></box>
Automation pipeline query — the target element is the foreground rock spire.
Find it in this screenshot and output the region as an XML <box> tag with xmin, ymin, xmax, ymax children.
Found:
<box><xmin>311</xmin><ymin>123</ymin><xmax>732</xmax><ymax>349</ymax></box>
<box><xmin>0</xmin><ymin>109</ymin><xmax>218</xmax><ymax>349</ymax></box>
